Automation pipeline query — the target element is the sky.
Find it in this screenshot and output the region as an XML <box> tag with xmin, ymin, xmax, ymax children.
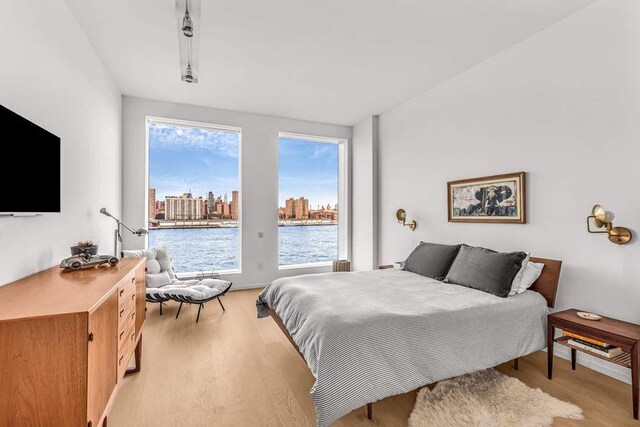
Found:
<box><xmin>149</xmin><ymin>123</ymin><xmax>338</xmax><ymax>209</ymax></box>
<box><xmin>279</xmin><ymin>137</ymin><xmax>338</xmax><ymax>209</ymax></box>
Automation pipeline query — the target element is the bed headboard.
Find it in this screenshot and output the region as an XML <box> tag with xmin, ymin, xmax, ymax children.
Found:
<box><xmin>528</xmin><ymin>257</ymin><xmax>562</xmax><ymax>308</ymax></box>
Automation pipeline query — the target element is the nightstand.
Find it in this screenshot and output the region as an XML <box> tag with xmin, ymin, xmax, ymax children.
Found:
<box><xmin>548</xmin><ymin>308</ymin><xmax>640</xmax><ymax>420</ymax></box>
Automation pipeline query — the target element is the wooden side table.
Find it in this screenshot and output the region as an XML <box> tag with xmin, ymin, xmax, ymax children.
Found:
<box><xmin>548</xmin><ymin>308</ymin><xmax>640</xmax><ymax>420</ymax></box>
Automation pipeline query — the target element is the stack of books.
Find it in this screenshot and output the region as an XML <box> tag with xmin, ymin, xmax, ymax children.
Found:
<box><xmin>562</xmin><ymin>330</ymin><xmax>623</xmax><ymax>358</ymax></box>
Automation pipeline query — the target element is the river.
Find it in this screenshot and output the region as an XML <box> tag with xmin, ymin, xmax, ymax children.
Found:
<box><xmin>149</xmin><ymin>225</ymin><xmax>338</xmax><ymax>273</ymax></box>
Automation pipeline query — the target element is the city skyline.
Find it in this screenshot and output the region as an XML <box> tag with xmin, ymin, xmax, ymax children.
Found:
<box><xmin>149</xmin><ymin>187</ymin><xmax>336</xmax><ymax>214</ymax></box>
<box><xmin>149</xmin><ymin>123</ymin><xmax>339</xmax><ymax>208</ymax></box>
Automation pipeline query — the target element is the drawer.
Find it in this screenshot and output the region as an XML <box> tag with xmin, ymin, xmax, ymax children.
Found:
<box><xmin>118</xmin><ymin>308</ymin><xmax>136</xmax><ymax>351</ymax></box>
<box><xmin>118</xmin><ymin>300</ymin><xmax>136</xmax><ymax>329</ymax></box>
<box><xmin>117</xmin><ymin>325</ymin><xmax>136</xmax><ymax>380</ymax></box>
<box><xmin>117</xmin><ymin>274</ymin><xmax>136</xmax><ymax>306</ymax></box>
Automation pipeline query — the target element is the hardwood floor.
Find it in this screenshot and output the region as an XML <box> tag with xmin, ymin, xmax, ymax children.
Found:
<box><xmin>109</xmin><ymin>288</ymin><xmax>637</xmax><ymax>426</ymax></box>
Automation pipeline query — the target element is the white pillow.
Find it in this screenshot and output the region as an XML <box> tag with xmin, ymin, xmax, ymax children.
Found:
<box><xmin>516</xmin><ymin>261</ymin><xmax>544</xmax><ymax>294</ymax></box>
<box><xmin>146</xmin><ymin>271</ymin><xmax>172</xmax><ymax>288</ymax></box>
<box><xmin>509</xmin><ymin>253</ymin><xmax>530</xmax><ymax>296</ymax></box>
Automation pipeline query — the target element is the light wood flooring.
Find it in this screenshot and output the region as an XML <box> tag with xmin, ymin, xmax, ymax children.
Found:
<box><xmin>109</xmin><ymin>288</ymin><xmax>637</xmax><ymax>426</ymax></box>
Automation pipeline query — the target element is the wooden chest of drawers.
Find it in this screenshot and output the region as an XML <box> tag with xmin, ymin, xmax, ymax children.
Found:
<box><xmin>0</xmin><ymin>258</ymin><xmax>146</xmax><ymax>427</ymax></box>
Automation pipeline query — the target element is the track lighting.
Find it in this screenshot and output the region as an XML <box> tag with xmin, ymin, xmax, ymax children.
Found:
<box><xmin>182</xmin><ymin>11</ymin><xmax>193</xmax><ymax>37</ymax></box>
<box><xmin>176</xmin><ymin>0</ymin><xmax>200</xmax><ymax>83</ymax></box>
<box><xmin>183</xmin><ymin>65</ymin><xmax>194</xmax><ymax>83</ymax></box>
<box><xmin>175</xmin><ymin>0</ymin><xmax>202</xmax><ymax>84</ymax></box>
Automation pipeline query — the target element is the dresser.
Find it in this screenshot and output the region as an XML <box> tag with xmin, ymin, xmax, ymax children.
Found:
<box><xmin>0</xmin><ymin>258</ymin><xmax>146</xmax><ymax>427</ymax></box>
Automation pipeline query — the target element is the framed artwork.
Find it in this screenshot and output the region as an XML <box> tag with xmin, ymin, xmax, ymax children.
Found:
<box><xmin>447</xmin><ymin>172</ymin><xmax>526</xmax><ymax>223</ymax></box>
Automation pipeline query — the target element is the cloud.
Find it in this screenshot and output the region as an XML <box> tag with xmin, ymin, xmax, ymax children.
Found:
<box><xmin>149</xmin><ymin>122</ymin><xmax>239</xmax><ymax>158</ymax></box>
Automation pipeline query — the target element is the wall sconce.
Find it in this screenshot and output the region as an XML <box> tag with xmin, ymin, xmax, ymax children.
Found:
<box><xmin>396</xmin><ymin>209</ymin><xmax>417</xmax><ymax>231</ymax></box>
<box><xmin>586</xmin><ymin>204</ymin><xmax>632</xmax><ymax>245</ymax></box>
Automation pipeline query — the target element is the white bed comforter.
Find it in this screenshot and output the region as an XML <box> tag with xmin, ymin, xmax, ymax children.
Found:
<box><xmin>257</xmin><ymin>269</ymin><xmax>548</xmax><ymax>427</ymax></box>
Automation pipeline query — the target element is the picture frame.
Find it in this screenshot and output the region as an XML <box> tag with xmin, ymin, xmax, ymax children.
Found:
<box><xmin>447</xmin><ymin>172</ymin><xmax>526</xmax><ymax>223</ymax></box>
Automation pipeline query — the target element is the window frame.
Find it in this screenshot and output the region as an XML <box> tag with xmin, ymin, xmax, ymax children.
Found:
<box><xmin>145</xmin><ymin>116</ymin><xmax>243</xmax><ymax>276</ymax></box>
<box><xmin>277</xmin><ymin>131</ymin><xmax>349</xmax><ymax>269</ymax></box>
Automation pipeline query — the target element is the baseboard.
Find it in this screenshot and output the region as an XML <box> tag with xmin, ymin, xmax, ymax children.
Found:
<box><xmin>551</xmin><ymin>345</ymin><xmax>631</xmax><ymax>385</ymax></box>
<box><xmin>228</xmin><ymin>282</ymin><xmax>267</xmax><ymax>291</ymax></box>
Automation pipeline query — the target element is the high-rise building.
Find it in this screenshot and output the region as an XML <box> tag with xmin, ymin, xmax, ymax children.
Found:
<box><xmin>148</xmin><ymin>188</ymin><xmax>156</xmax><ymax>220</ymax></box>
<box><xmin>206</xmin><ymin>192</ymin><xmax>213</xmax><ymax>218</ymax></box>
<box><xmin>165</xmin><ymin>192</ymin><xmax>204</xmax><ymax>220</ymax></box>
<box><xmin>285</xmin><ymin>198</ymin><xmax>295</xmax><ymax>219</ymax></box>
<box><xmin>294</xmin><ymin>197</ymin><xmax>309</xmax><ymax>219</ymax></box>
<box><xmin>231</xmin><ymin>191</ymin><xmax>239</xmax><ymax>220</ymax></box>
<box><xmin>284</xmin><ymin>197</ymin><xmax>309</xmax><ymax>219</ymax></box>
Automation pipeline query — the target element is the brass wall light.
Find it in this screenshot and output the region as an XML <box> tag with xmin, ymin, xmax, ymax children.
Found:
<box><xmin>396</xmin><ymin>209</ymin><xmax>417</xmax><ymax>231</ymax></box>
<box><xmin>586</xmin><ymin>204</ymin><xmax>632</xmax><ymax>245</ymax></box>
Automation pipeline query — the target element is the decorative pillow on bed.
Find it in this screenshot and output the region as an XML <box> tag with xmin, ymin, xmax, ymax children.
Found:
<box><xmin>515</xmin><ymin>261</ymin><xmax>545</xmax><ymax>294</ymax></box>
<box><xmin>444</xmin><ymin>245</ymin><xmax>527</xmax><ymax>298</ymax></box>
<box><xmin>509</xmin><ymin>252</ymin><xmax>530</xmax><ymax>296</ymax></box>
<box><xmin>403</xmin><ymin>242</ymin><xmax>461</xmax><ymax>280</ymax></box>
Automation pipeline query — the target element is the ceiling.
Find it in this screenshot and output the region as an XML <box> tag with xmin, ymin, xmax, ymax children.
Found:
<box><xmin>65</xmin><ymin>0</ymin><xmax>596</xmax><ymax>126</ymax></box>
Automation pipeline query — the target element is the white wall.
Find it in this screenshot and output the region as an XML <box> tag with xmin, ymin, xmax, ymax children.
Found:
<box><xmin>0</xmin><ymin>0</ymin><xmax>122</xmax><ymax>285</ymax></box>
<box><xmin>375</xmin><ymin>0</ymin><xmax>640</xmax><ymax>382</ymax></box>
<box><xmin>351</xmin><ymin>116</ymin><xmax>378</xmax><ymax>271</ymax></box>
<box><xmin>122</xmin><ymin>96</ymin><xmax>351</xmax><ymax>288</ymax></box>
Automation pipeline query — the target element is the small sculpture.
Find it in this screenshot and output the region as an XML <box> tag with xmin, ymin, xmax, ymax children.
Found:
<box><xmin>60</xmin><ymin>253</ymin><xmax>119</xmax><ymax>270</ymax></box>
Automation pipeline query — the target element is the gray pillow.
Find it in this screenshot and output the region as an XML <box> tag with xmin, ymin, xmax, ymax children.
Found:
<box><xmin>146</xmin><ymin>271</ymin><xmax>172</xmax><ymax>288</ymax></box>
<box><xmin>444</xmin><ymin>244</ymin><xmax>527</xmax><ymax>298</ymax></box>
<box><xmin>403</xmin><ymin>242</ymin><xmax>462</xmax><ymax>280</ymax></box>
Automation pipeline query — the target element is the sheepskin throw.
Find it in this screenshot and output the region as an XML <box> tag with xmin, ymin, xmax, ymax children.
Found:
<box><xmin>409</xmin><ymin>369</ymin><xmax>583</xmax><ymax>427</ymax></box>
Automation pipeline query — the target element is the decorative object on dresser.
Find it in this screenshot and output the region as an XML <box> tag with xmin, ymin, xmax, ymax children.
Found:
<box><xmin>548</xmin><ymin>308</ymin><xmax>640</xmax><ymax>420</ymax></box>
<box><xmin>395</xmin><ymin>208</ymin><xmax>417</xmax><ymax>230</ymax></box>
<box><xmin>586</xmin><ymin>204</ymin><xmax>632</xmax><ymax>245</ymax></box>
<box><xmin>332</xmin><ymin>259</ymin><xmax>351</xmax><ymax>272</ymax></box>
<box><xmin>0</xmin><ymin>258</ymin><xmax>146</xmax><ymax>427</ymax></box>
<box><xmin>71</xmin><ymin>240</ymin><xmax>99</xmax><ymax>255</ymax></box>
<box><xmin>99</xmin><ymin>207</ymin><xmax>148</xmax><ymax>257</ymax></box>
<box><xmin>59</xmin><ymin>253</ymin><xmax>120</xmax><ymax>270</ymax></box>
<box><xmin>447</xmin><ymin>171</ymin><xmax>525</xmax><ymax>223</ymax></box>
<box><xmin>408</xmin><ymin>369</ymin><xmax>583</xmax><ymax>427</ymax></box>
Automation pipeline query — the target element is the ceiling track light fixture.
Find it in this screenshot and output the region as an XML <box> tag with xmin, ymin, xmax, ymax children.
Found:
<box><xmin>182</xmin><ymin>7</ymin><xmax>193</xmax><ymax>37</ymax></box>
<box><xmin>184</xmin><ymin>64</ymin><xmax>194</xmax><ymax>83</ymax></box>
<box><xmin>176</xmin><ymin>0</ymin><xmax>200</xmax><ymax>84</ymax></box>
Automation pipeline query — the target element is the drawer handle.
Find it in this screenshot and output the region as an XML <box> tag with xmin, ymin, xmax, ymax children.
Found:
<box><xmin>119</xmin><ymin>355</ymin><xmax>124</xmax><ymax>365</ymax></box>
<box><xmin>131</xmin><ymin>333</ymin><xmax>135</xmax><ymax>341</ymax></box>
<box><xmin>131</xmin><ymin>277</ymin><xmax>135</xmax><ymax>283</ymax></box>
<box><xmin>131</xmin><ymin>294</ymin><xmax>135</xmax><ymax>300</ymax></box>
<box><xmin>119</xmin><ymin>288</ymin><xmax>125</xmax><ymax>297</ymax></box>
<box><xmin>120</xmin><ymin>308</ymin><xmax>125</xmax><ymax>317</ymax></box>
<box><xmin>119</xmin><ymin>330</ymin><xmax>125</xmax><ymax>340</ymax></box>
<box><xmin>131</xmin><ymin>312</ymin><xmax>135</xmax><ymax>320</ymax></box>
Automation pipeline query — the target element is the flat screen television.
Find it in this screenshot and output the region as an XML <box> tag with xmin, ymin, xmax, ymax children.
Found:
<box><xmin>0</xmin><ymin>104</ymin><xmax>60</xmax><ymax>214</ymax></box>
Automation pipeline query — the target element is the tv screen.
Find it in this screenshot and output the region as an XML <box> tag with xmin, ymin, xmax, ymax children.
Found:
<box><xmin>0</xmin><ymin>104</ymin><xmax>60</xmax><ymax>213</ymax></box>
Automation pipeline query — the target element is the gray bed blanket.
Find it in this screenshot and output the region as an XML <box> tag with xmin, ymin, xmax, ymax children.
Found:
<box><xmin>257</xmin><ymin>269</ymin><xmax>548</xmax><ymax>427</ymax></box>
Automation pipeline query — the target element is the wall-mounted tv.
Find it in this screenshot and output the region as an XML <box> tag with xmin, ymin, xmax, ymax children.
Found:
<box><xmin>0</xmin><ymin>104</ymin><xmax>61</xmax><ymax>214</ymax></box>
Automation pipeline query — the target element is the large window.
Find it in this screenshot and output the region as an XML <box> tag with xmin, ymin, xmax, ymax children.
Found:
<box><xmin>278</xmin><ymin>133</ymin><xmax>347</xmax><ymax>267</ymax></box>
<box><xmin>147</xmin><ymin>118</ymin><xmax>241</xmax><ymax>274</ymax></box>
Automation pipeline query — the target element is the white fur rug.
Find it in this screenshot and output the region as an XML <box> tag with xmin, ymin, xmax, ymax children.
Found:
<box><xmin>408</xmin><ymin>369</ymin><xmax>583</xmax><ymax>427</ymax></box>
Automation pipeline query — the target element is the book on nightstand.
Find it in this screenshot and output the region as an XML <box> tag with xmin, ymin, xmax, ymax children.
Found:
<box><xmin>562</xmin><ymin>330</ymin><xmax>611</xmax><ymax>348</ymax></box>
<box><xmin>567</xmin><ymin>339</ymin><xmax>623</xmax><ymax>358</ymax></box>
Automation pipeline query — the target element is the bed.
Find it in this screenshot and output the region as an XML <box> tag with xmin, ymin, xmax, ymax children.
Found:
<box><xmin>257</xmin><ymin>256</ymin><xmax>561</xmax><ymax>427</ymax></box>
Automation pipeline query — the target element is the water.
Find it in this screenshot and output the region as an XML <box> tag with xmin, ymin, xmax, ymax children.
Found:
<box><xmin>278</xmin><ymin>225</ymin><xmax>338</xmax><ymax>266</ymax></box>
<box><xmin>148</xmin><ymin>225</ymin><xmax>338</xmax><ymax>273</ymax></box>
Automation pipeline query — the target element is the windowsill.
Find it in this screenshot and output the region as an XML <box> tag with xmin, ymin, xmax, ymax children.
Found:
<box><xmin>175</xmin><ymin>269</ymin><xmax>241</xmax><ymax>280</ymax></box>
<box><xmin>278</xmin><ymin>262</ymin><xmax>333</xmax><ymax>271</ymax></box>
